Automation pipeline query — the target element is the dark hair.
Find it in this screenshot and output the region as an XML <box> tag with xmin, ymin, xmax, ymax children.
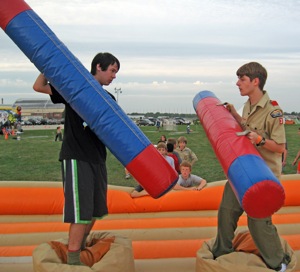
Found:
<box><xmin>167</xmin><ymin>138</ymin><xmax>177</xmax><ymax>146</ymax></box>
<box><xmin>160</xmin><ymin>135</ymin><xmax>167</xmax><ymax>141</ymax></box>
<box><xmin>90</xmin><ymin>52</ymin><xmax>120</xmax><ymax>75</ymax></box>
<box><xmin>236</xmin><ymin>62</ymin><xmax>267</xmax><ymax>90</ymax></box>
<box><xmin>167</xmin><ymin>143</ymin><xmax>174</xmax><ymax>152</ymax></box>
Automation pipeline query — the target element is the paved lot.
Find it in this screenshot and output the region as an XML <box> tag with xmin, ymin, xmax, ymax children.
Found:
<box><xmin>21</xmin><ymin>125</ymin><xmax>64</xmax><ymax>130</ymax></box>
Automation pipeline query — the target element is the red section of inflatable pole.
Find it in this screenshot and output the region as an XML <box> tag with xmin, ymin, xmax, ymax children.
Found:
<box><xmin>193</xmin><ymin>91</ymin><xmax>285</xmax><ymax>218</ymax></box>
<box><xmin>126</xmin><ymin>144</ymin><xmax>177</xmax><ymax>196</ymax></box>
<box><xmin>0</xmin><ymin>0</ymin><xmax>31</xmax><ymax>30</ymax></box>
<box><xmin>194</xmin><ymin>94</ymin><xmax>257</xmax><ymax>174</ymax></box>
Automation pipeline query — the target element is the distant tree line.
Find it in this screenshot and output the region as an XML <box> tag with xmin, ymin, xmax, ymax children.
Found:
<box><xmin>285</xmin><ymin>112</ymin><xmax>300</xmax><ymax>116</ymax></box>
<box><xmin>129</xmin><ymin>112</ymin><xmax>197</xmax><ymax>119</ymax></box>
<box><xmin>128</xmin><ymin>111</ymin><xmax>300</xmax><ymax>119</ymax></box>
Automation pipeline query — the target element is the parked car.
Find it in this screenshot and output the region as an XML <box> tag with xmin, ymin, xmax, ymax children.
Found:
<box><xmin>174</xmin><ymin>117</ymin><xmax>191</xmax><ymax>125</ymax></box>
<box><xmin>148</xmin><ymin>117</ymin><xmax>163</xmax><ymax>126</ymax></box>
<box><xmin>136</xmin><ymin>119</ymin><xmax>155</xmax><ymax>126</ymax></box>
<box><xmin>28</xmin><ymin>118</ymin><xmax>41</xmax><ymax>125</ymax></box>
<box><xmin>23</xmin><ymin>120</ymin><xmax>33</xmax><ymax>125</ymax></box>
<box><xmin>40</xmin><ymin>118</ymin><xmax>48</xmax><ymax>125</ymax></box>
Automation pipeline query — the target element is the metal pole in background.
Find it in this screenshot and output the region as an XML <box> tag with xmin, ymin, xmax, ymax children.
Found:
<box><xmin>114</xmin><ymin>87</ymin><xmax>122</xmax><ymax>104</ymax></box>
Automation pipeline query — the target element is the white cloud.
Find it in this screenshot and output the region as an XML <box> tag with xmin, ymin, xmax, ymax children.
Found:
<box><xmin>0</xmin><ymin>0</ymin><xmax>299</xmax><ymax>113</ymax></box>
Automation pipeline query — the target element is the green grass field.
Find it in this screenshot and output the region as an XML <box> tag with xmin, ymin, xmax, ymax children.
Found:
<box><xmin>0</xmin><ymin>124</ymin><xmax>299</xmax><ymax>187</ymax></box>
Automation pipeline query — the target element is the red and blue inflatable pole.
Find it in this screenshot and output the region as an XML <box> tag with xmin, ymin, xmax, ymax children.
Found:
<box><xmin>193</xmin><ymin>90</ymin><xmax>285</xmax><ymax>218</ymax></box>
<box><xmin>0</xmin><ymin>0</ymin><xmax>178</xmax><ymax>198</ymax></box>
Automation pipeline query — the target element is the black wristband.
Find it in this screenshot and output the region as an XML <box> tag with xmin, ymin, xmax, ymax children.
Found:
<box><xmin>256</xmin><ymin>137</ymin><xmax>266</xmax><ymax>146</ymax></box>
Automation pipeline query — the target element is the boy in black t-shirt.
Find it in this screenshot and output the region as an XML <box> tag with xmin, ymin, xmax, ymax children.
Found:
<box><xmin>33</xmin><ymin>52</ymin><xmax>120</xmax><ymax>265</ymax></box>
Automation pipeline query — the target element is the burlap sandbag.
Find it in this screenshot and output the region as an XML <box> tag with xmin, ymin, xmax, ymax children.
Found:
<box><xmin>32</xmin><ymin>232</ymin><xmax>135</xmax><ymax>272</ymax></box>
<box><xmin>196</xmin><ymin>231</ymin><xmax>296</xmax><ymax>272</ymax></box>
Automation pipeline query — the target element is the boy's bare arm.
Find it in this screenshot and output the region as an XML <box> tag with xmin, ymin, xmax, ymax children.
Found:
<box><xmin>292</xmin><ymin>150</ymin><xmax>300</xmax><ymax>165</ymax></box>
<box><xmin>33</xmin><ymin>73</ymin><xmax>52</xmax><ymax>95</ymax></box>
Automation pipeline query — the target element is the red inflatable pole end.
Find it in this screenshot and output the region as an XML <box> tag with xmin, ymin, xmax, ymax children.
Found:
<box><xmin>0</xmin><ymin>0</ymin><xmax>31</xmax><ymax>30</ymax></box>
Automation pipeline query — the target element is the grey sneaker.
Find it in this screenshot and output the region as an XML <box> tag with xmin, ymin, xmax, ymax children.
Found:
<box><xmin>125</xmin><ymin>174</ymin><xmax>131</xmax><ymax>179</ymax></box>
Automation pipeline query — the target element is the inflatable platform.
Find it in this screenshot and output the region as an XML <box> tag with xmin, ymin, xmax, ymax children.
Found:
<box><xmin>0</xmin><ymin>175</ymin><xmax>299</xmax><ymax>271</ymax></box>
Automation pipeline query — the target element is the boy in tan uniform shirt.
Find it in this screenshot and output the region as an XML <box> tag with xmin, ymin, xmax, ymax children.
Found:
<box><xmin>212</xmin><ymin>62</ymin><xmax>290</xmax><ymax>271</ymax></box>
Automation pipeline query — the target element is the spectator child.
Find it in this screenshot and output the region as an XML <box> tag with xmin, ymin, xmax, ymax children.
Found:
<box><xmin>157</xmin><ymin>142</ymin><xmax>175</xmax><ymax>169</ymax></box>
<box><xmin>156</xmin><ymin>119</ymin><xmax>161</xmax><ymax>131</ymax></box>
<box><xmin>176</xmin><ymin>136</ymin><xmax>198</xmax><ymax>166</ymax></box>
<box><xmin>167</xmin><ymin>142</ymin><xmax>180</xmax><ymax>173</ymax></box>
<box><xmin>167</xmin><ymin>137</ymin><xmax>182</xmax><ymax>165</ymax></box>
<box><xmin>292</xmin><ymin>150</ymin><xmax>300</xmax><ymax>174</ymax></box>
<box><xmin>158</xmin><ymin>134</ymin><xmax>167</xmax><ymax>144</ymax></box>
<box><xmin>186</xmin><ymin>124</ymin><xmax>190</xmax><ymax>134</ymax></box>
<box><xmin>16</xmin><ymin>106</ymin><xmax>22</xmax><ymax>122</ymax></box>
<box><xmin>55</xmin><ymin>126</ymin><xmax>63</xmax><ymax>141</ymax></box>
<box><xmin>173</xmin><ymin>161</ymin><xmax>207</xmax><ymax>191</ymax></box>
<box><xmin>282</xmin><ymin>143</ymin><xmax>288</xmax><ymax>173</ymax></box>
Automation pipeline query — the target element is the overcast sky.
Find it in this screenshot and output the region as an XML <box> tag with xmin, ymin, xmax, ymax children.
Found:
<box><xmin>0</xmin><ymin>0</ymin><xmax>299</xmax><ymax>114</ymax></box>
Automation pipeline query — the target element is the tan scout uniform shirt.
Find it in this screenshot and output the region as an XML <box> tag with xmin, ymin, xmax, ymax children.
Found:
<box><xmin>176</xmin><ymin>147</ymin><xmax>198</xmax><ymax>166</ymax></box>
<box><xmin>241</xmin><ymin>91</ymin><xmax>285</xmax><ymax>178</ymax></box>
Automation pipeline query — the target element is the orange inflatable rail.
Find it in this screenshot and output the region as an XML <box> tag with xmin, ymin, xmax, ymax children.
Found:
<box><xmin>0</xmin><ymin>180</ymin><xmax>299</xmax><ymax>215</ymax></box>
<box><xmin>1</xmin><ymin>212</ymin><xmax>300</xmax><ymax>235</ymax></box>
<box><xmin>1</xmin><ymin>235</ymin><xmax>300</xmax><ymax>259</ymax></box>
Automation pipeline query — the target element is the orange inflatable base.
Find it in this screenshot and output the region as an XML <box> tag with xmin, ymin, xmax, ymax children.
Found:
<box><xmin>0</xmin><ymin>174</ymin><xmax>300</xmax><ymax>272</ymax></box>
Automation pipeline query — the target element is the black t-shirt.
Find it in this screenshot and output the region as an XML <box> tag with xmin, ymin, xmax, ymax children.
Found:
<box><xmin>50</xmin><ymin>85</ymin><xmax>115</xmax><ymax>163</ymax></box>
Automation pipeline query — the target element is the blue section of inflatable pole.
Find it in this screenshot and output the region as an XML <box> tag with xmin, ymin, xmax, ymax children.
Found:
<box><xmin>228</xmin><ymin>154</ymin><xmax>280</xmax><ymax>204</ymax></box>
<box><xmin>5</xmin><ymin>10</ymin><xmax>149</xmax><ymax>165</ymax></box>
<box><xmin>0</xmin><ymin>2</ymin><xmax>178</xmax><ymax>198</ymax></box>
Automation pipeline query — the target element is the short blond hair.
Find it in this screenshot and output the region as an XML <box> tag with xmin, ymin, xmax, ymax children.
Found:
<box><xmin>177</xmin><ymin>136</ymin><xmax>187</xmax><ymax>144</ymax></box>
<box><xmin>157</xmin><ymin>142</ymin><xmax>167</xmax><ymax>150</ymax></box>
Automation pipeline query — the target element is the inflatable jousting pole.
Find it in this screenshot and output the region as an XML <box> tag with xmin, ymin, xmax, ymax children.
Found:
<box><xmin>0</xmin><ymin>0</ymin><xmax>178</xmax><ymax>198</ymax></box>
<box><xmin>193</xmin><ymin>90</ymin><xmax>285</xmax><ymax>218</ymax></box>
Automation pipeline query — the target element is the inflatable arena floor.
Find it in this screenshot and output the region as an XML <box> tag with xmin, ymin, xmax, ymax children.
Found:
<box><xmin>0</xmin><ymin>174</ymin><xmax>299</xmax><ymax>272</ymax></box>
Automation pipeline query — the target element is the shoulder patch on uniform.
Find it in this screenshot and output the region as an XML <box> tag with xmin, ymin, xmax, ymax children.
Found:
<box><xmin>271</xmin><ymin>100</ymin><xmax>279</xmax><ymax>106</ymax></box>
<box><xmin>270</xmin><ymin>109</ymin><xmax>283</xmax><ymax>118</ymax></box>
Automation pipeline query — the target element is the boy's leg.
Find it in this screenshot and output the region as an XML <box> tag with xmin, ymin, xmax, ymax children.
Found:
<box><xmin>81</xmin><ymin>219</ymin><xmax>96</xmax><ymax>250</ymax></box>
<box><xmin>212</xmin><ymin>181</ymin><xmax>244</xmax><ymax>258</ymax></box>
<box><xmin>67</xmin><ymin>223</ymin><xmax>86</xmax><ymax>265</ymax></box>
<box><xmin>62</xmin><ymin>160</ymin><xmax>97</xmax><ymax>265</ymax></box>
<box><xmin>248</xmin><ymin>216</ymin><xmax>290</xmax><ymax>270</ymax></box>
